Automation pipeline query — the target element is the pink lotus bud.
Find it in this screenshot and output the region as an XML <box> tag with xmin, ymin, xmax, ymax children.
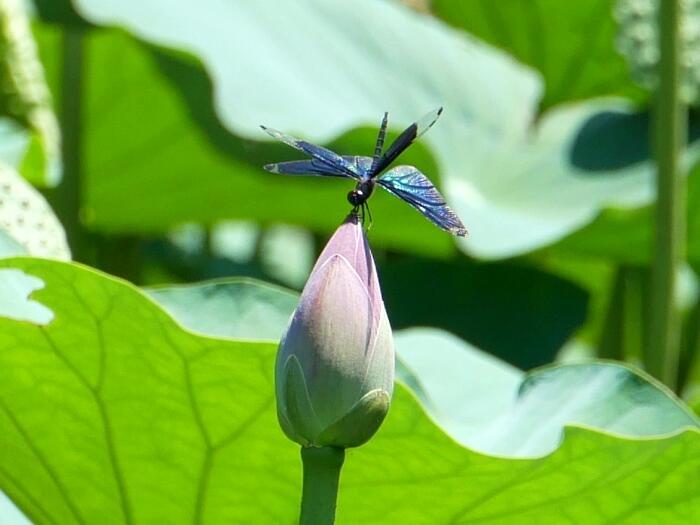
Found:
<box><xmin>275</xmin><ymin>213</ymin><xmax>394</xmax><ymax>448</ymax></box>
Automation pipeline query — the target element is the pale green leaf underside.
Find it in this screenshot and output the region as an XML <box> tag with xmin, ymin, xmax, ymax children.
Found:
<box><xmin>1</xmin><ymin>260</ymin><xmax>698</xmax><ymax>524</ymax></box>
<box><xmin>56</xmin><ymin>0</ymin><xmax>699</xmax><ymax>258</ymax></box>
<box><xmin>396</xmin><ymin>328</ymin><xmax>700</xmax><ymax>457</ymax></box>
<box><xmin>145</xmin><ymin>278</ymin><xmax>297</xmax><ymax>341</ymax></box>
<box><xmin>150</xmin><ymin>279</ymin><xmax>700</xmax><ymax>457</ymax></box>
<box><xmin>35</xmin><ymin>22</ymin><xmax>455</xmax><ymax>258</ymax></box>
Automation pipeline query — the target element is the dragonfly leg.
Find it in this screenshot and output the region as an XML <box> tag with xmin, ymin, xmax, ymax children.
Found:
<box><xmin>364</xmin><ymin>202</ymin><xmax>373</xmax><ymax>231</ymax></box>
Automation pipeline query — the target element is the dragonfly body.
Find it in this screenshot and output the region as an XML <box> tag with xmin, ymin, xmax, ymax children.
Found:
<box><xmin>261</xmin><ymin>108</ymin><xmax>468</xmax><ymax>237</ymax></box>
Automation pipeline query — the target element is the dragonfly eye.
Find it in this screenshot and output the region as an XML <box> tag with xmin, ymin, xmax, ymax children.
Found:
<box><xmin>347</xmin><ymin>189</ymin><xmax>364</xmax><ymax>206</ymax></box>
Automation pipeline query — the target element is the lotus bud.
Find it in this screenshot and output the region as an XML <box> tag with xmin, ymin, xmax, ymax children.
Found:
<box><xmin>275</xmin><ymin>213</ymin><xmax>394</xmax><ymax>448</ymax></box>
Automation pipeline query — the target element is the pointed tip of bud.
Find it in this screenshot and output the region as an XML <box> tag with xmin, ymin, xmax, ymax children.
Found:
<box><xmin>314</xmin><ymin>212</ymin><xmax>378</xmax><ymax>302</ymax></box>
<box><xmin>344</xmin><ymin>210</ymin><xmax>361</xmax><ymax>225</ymax></box>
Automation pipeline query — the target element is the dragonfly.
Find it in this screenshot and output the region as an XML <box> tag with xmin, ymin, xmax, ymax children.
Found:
<box><xmin>260</xmin><ymin>108</ymin><xmax>468</xmax><ymax>237</ymax></box>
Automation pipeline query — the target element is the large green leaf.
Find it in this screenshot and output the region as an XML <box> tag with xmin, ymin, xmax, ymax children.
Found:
<box><xmin>146</xmin><ymin>273</ymin><xmax>691</xmax><ymax>458</ymax></box>
<box><xmin>146</xmin><ymin>278</ymin><xmax>699</xmax><ymax>458</ymax></box>
<box><xmin>0</xmin><ymin>259</ymin><xmax>293</xmax><ymax>524</ymax></box>
<box><xmin>345</xmin><ymin>424</ymin><xmax>700</xmax><ymax>524</ymax></box>
<box><xmin>1</xmin><ymin>258</ymin><xmax>700</xmax><ymax>523</ymax></box>
<box><xmin>146</xmin><ymin>278</ymin><xmax>697</xmax><ymax>457</ymax></box>
<box><xmin>431</xmin><ymin>0</ymin><xmax>645</xmax><ymax>109</ymax></box>
<box><xmin>31</xmin><ymin>0</ymin><xmax>694</xmax><ymax>258</ymax></box>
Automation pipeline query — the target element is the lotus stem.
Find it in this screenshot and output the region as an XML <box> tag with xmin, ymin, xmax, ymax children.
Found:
<box><xmin>299</xmin><ymin>446</ymin><xmax>345</xmax><ymax>525</ymax></box>
<box><xmin>647</xmin><ymin>0</ymin><xmax>687</xmax><ymax>390</ymax></box>
<box><xmin>49</xmin><ymin>26</ymin><xmax>86</xmax><ymax>261</ymax></box>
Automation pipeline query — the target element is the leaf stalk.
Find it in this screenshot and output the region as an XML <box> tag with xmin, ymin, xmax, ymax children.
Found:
<box><xmin>299</xmin><ymin>446</ymin><xmax>345</xmax><ymax>525</ymax></box>
<box><xmin>647</xmin><ymin>0</ymin><xmax>687</xmax><ymax>390</ymax></box>
<box><xmin>48</xmin><ymin>25</ymin><xmax>86</xmax><ymax>261</ymax></box>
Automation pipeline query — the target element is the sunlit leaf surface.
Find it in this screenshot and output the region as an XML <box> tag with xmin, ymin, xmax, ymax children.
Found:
<box><xmin>0</xmin><ymin>259</ymin><xmax>699</xmax><ymax>524</ymax></box>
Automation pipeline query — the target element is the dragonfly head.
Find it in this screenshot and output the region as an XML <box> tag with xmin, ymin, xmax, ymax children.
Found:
<box><xmin>347</xmin><ymin>180</ymin><xmax>374</xmax><ymax>207</ymax></box>
<box><xmin>347</xmin><ymin>189</ymin><xmax>365</xmax><ymax>207</ymax></box>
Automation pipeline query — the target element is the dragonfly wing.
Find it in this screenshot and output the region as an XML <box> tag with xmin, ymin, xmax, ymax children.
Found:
<box><xmin>343</xmin><ymin>155</ymin><xmax>374</xmax><ymax>178</ymax></box>
<box><xmin>377</xmin><ymin>165</ymin><xmax>468</xmax><ymax>237</ymax></box>
<box><xmin>261</xmin><ymin>126</ymin><xmax>361</xmax><ymax>180</ymax></box>
<box><xmin>264</xmin><ymin>159</ymin><xmax>351</xmax><ymax>178</ymax></box>
<box><xmin>374</xmin><ymin>107</ymin><xmax>442</xmax><ymax>174</ymax></box>
<box><xmin>264</xmin><ymin>155</ymin><xmax>374</xmax><ymax>179</ymax></box>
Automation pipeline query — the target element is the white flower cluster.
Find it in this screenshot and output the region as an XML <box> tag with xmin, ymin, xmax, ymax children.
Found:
<box><xmin>615</xmin><ymin>0</ymin><xmax>700</xmax><ymax>103</ymax></box>
<box><xmin>0</xmin><ymin>0</ymin><xmax>62</xmax><ymax>184</ymax></box>
<box><xmin>0</xmin><ymin>162</ymin><xmax>70</xmax><ymax>259</ymax></box>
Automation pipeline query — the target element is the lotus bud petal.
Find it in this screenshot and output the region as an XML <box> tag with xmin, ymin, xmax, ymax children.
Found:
<box><xmin>275</xmin><ymin>213</ymin><xmax>394</xmax><ymax>448</ymax></box>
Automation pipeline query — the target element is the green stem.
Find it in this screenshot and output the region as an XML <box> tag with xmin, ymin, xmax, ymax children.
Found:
<box><xmin>678</xmin><ymin>294</ymin><xmax>700</xmax><ymax>393</ymax></box>
<box><xmin>251</xmin><ymin>225</ymin><xmax>267</xmax><ymax>264</ymax></box>
<box><xmin>625</xmin><ymin>268</ymin><xmax>649</xmax><ymax>364</ymax></box>
<box><xmin>202</xmin><ymin>227</ymin><xmax>213</xmax><ymax>258</ymax></box>
<box><xmin>48</xmin><ymin>26</ymin><xmax>86</xmax><ymax>261</ymax></box>
<box><xmin>598</xmin><ymin>267</ymin><xmax>626</xmax><ymax>360</ymax></box>
<box><xmin>646</xmin><ymin>0</ymin><xmax>687</xmax><ymax>390</ymax></box>
<box><xmin>599</xmin><ymin>267</ymin><xmax>649</xmax><ymax>363</ymax></box>
<box><xmin>299</xmin><ymin>446</ymin><xmax>345</xmax><ymax>525</ymax></box>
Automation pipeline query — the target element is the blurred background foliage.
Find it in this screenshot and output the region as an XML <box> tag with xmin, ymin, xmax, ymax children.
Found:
<box><xmin>2</xmin><ymin>0</ymin><xmax>700</xmax><ymax>399</ymax></box>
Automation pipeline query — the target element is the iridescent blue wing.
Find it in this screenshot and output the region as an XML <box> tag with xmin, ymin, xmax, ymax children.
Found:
<box><xmin>377</xmin><ymin>165</ymin><xmax>468</xmax><ymax>237</ymax></box>
<box><xmin>261</xmin><ymin>126</ymin><xmax>361</xmax><ymax>180</ymax></box>
<box><xmin>373</xmin><ymin>108</ymin><xmax>443</xmax><ymax>175</ymax></box>
<box><xmin>345</xmin><ymin>156</ymin><xmax>374</xmax><ymax>177</ymax></box>
<box><xmin>264</xmin><ymin>159</ymin><xmax>349</xmax><ymax>178</ymax></box>
<box><xmin>264</xmin><ymin>156</ymin><xmax>373</xmax><ymax>179</ymax></box>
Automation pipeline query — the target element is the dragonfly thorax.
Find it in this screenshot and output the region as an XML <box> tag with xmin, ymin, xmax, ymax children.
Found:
<box><xmin>347</xmin><ymin>179</ymin><xmax>375</xmax><ymax>207</ymax></box>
